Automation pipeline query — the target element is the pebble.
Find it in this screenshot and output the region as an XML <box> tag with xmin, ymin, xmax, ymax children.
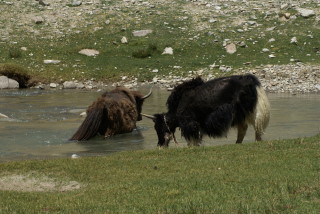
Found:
<box><xmin>71</xmin><ymin>154</ymin><xmax>80</xmax><ymax>159</ymax></box>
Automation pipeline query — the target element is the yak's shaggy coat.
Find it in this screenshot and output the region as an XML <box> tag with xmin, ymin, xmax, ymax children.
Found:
<box><xmin>70</xmin><ymin>87</ymin><xmax>149</xmax><ymax>141</ymax></box>
<box><xmin>150</xmin><ymin>74</ymin><xmax>270</xmax><ymax>147</ymax></box>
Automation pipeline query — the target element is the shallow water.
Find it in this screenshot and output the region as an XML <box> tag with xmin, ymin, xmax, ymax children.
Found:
<box><xmin>0</xmin><ymin>88</ymin><xmax>319</xmax><ymax>162</ymax></box>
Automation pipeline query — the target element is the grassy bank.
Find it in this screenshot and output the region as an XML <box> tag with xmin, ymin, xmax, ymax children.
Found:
<box><xmin>0</xmin><ymin>134</ymin><xmax>319</xmax><ymax>213</ymax></box>
<box><xmin>1</xmin><ymin>1</ymin><xmax>319</xmax><ymax>83</ymax></box>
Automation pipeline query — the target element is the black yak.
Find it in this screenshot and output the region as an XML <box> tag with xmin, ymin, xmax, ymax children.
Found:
<box><xmin>143</xmin><ymin>74</ymin><xmax>270</xmax><ymax>147</ymax></box>
<box><xmin>70</xmin><ymin>87</ymin><xmax>152</xmax><ymax>141</ymax></box>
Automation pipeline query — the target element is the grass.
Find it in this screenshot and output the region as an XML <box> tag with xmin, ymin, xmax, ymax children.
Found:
<box><xmin>0</xmin><ymin>64</ymin><xmax>31</xmax><ymax>88</ymax></box>
<box><xmin>0</xmin><ymin>134</ymin><xmax>319</xmax><ymax>213</ymax></box>
<box><xmin>0</xmin><ymin>1</ymin><xmax>319</xmax><ymax>84</ymax></box>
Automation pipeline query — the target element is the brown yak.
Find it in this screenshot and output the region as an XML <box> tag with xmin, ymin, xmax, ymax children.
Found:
<box><xmin>70</xmin><ymin>87</ymin><xmax>152</xmax><ymax>141</ymax></box>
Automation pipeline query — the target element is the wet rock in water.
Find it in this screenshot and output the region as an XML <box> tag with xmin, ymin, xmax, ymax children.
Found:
<box><xmin>0</xmin><ymin>76</ymin><xmax>19</xmax><ymax>89</ymax></box>
<box><xmin>49</xmin><ymin>83</ymin><xmax>58</xmax><ymax>88</ymax></box>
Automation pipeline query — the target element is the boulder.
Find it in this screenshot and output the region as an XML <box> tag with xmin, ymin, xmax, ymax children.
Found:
<box><xmin>78</xmin><ymin>49</ymin><xmax>99</xmax><ymax>56</ymax></box>
<box><xmin>162</xmin><ymin>47</ymin><xmax>173</xmax><ymax>55</ymax></box>
<box><xmin>132</xmin><ymin>30</ymin><xmax>153</xmax><ymax>37</ymax></box>
<box><xmin>225</xmin><ymin>43</ymin><xmax>237</xmax><ymax>54</ymax></box>
<box><xmin>63</xmin><ymin>81</ymin><xmax>77</xmax><ymax>89</ymax></box>
<box><xmin>296</xmin><ymin>8</ymin><xmax>315</xmax><ymax>18</ymax></box>
<box><xmin>0</xmin><ymin>76</ymin><xmax>19</xmax><ymax>89</ymax></box>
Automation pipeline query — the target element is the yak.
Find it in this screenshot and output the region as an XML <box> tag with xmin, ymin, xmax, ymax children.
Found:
<box><xmin>143</xmin><ymin>74</ymin><xmax>270</xmax><ymax>147</ymax></box>
<box><xmin>70</xmin><ymin>87</ymin><xmax>152</xmax><ymax>141</ymax></box>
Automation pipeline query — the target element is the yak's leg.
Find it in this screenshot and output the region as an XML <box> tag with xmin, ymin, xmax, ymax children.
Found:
<box><xmin>236</xmin><ymin>123</ymin><xmax>248</xmax><ymax>144</ymax></box>
<box><xmin>187</xmin><ymin>137</ymin><xmax>202</xmax><ymax>146</ymax></box>
<box><xmin>181</xmin><ymin>120</ymin><xmax>202</xmax><ymax>146</ymax></box>
<box><xmin>255</xmin><ymin>131</ymin><xmax>262</xmax><ymax>142</ymax></box>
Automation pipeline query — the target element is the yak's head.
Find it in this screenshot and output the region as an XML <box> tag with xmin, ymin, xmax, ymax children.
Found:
<box><xmin>142</xmin><ymin>113</ymin><xmax>177</xmax><ymax>147</ymax></box>
<box><xmin>128</xmin><ymin>88</ymin><xmax>153</xmax><ymax>121</ymax></box>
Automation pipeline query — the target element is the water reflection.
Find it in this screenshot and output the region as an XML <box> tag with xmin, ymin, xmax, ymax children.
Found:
<box><xmin>0</xmin><ymin>88</ymin><xmax>319</xmax><ymax>161</ymax></box>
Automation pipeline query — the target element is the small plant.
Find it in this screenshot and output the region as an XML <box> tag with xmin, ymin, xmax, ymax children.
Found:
<box><xmin>8</xmin><ymin>48</ymin><xmax>22</xmax><ymax>59</ymax></box>
<box><xmin>132</xmin><ymin>44</ymin><xmax>158</xmax><ymax>58</ymax></box>
<box><xmin>132</xmin><ymin>49</ymin><xmax>152</xmax><ymax>58</ymax></box>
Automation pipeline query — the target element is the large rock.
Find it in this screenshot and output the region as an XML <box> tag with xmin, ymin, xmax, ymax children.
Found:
<box><xmin>78</xmin><ymin>49</ymin><xmax>99</xmax><ymax>56</ymax></box>
<box><xmin>225</xmin><ymin>43</ymin><xmax>237</xmax><ymax>54</ymax></box>
<box><xmin>132</xmin><ymin>30</ymin><xmax>153</xmax><ymax>37</ymax></box>
<box><xmin>63</xmin><ymin>81</ymin><xmax>77</xmax><ymax>89</ymax></box>
<box><xmin>63</xmin><ymin>81</ymin><xmax>85</xmax><ymax>89</ymax></box>
<box><xmin>162</xmin><ymin>47</ymin><xmax>173</xmax><ymax>55</ymax></box>
<box><xmin>0</xmin><ymin>76</ymin><xmax>19</xmax><ymax>89</ymax></box>
<box><xmin>296</xmin><ymin>8</ymin><xmax>315</xmax><ymax>18</ymax></box>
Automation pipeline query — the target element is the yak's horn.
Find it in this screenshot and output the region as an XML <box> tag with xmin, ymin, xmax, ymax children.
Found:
<box><xmin>142</xmin><ymin>87</ymin><xmax>153</xmax><ymax>99</ymax></box>
<box><xmin>141</xmin><ymin>113</ymin><xmax>155</xmax><ymax>119</ymax></box>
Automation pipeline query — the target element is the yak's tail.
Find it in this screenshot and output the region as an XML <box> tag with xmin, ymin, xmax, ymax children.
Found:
<box><xmin>70</xmin><ymin>100</ymin><xmax>107</xmax><ymax>141</ymax></box>
<box><xmin>253</xmin><ymin>86</ymin><xmax>270</xmax><ymax>139</ymax></box>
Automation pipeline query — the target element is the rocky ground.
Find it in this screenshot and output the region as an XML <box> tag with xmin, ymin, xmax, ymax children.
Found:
<box><xmin>25</xmin><ymin>62</ymin><xmax>317</xmax><ymax>94</ymax></box>
<box><xmin>0</xmin><ymin>0</ymin><xmax>319</xmax><ymax>93</ymax></box>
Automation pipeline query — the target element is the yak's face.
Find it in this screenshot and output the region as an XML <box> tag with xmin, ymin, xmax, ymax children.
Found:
<box><xmin>132</xmin><ymin>88</ymin><xmax>152</xmax><ymax>121</ymax></box>
<box><xmin>153</xmin><ymin>113</ymin><xmax>174</xmax><ymax>147</ymax></box>
<box><xmin>135</xmin><ymin>97</ymin><xmax>146</xmax><ymax>121</ymax></box>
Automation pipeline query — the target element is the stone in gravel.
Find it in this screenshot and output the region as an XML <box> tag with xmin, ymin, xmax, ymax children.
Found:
<box><xmin>72</xmin><ymin>1</ymin><xmax>82</xmax><ymax>7</ymax></box>
<box><xmin>32</xmin><ymin>16</ymin><xmax>44</xmax><ymax>24</ymax></box>
<box><xmin>37</xmin><ymin>0</ymin><xmax>50</xmax><ymax>6</ymax></box>
<box><xmin>49</xmin><ymin>83</ymin><xmax>57</xmax><ymax>88</ymax></box>
<box><xmin>63</xmin><ymin>81</ymin><xmax>77</xmax><ymax>89</ymax></box>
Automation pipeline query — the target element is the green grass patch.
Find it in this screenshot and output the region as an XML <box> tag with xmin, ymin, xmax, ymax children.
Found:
<box><xmin>1</xmin><ymin>134</ymin><xmax>320</xmax><ymax>213</ymax></box>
